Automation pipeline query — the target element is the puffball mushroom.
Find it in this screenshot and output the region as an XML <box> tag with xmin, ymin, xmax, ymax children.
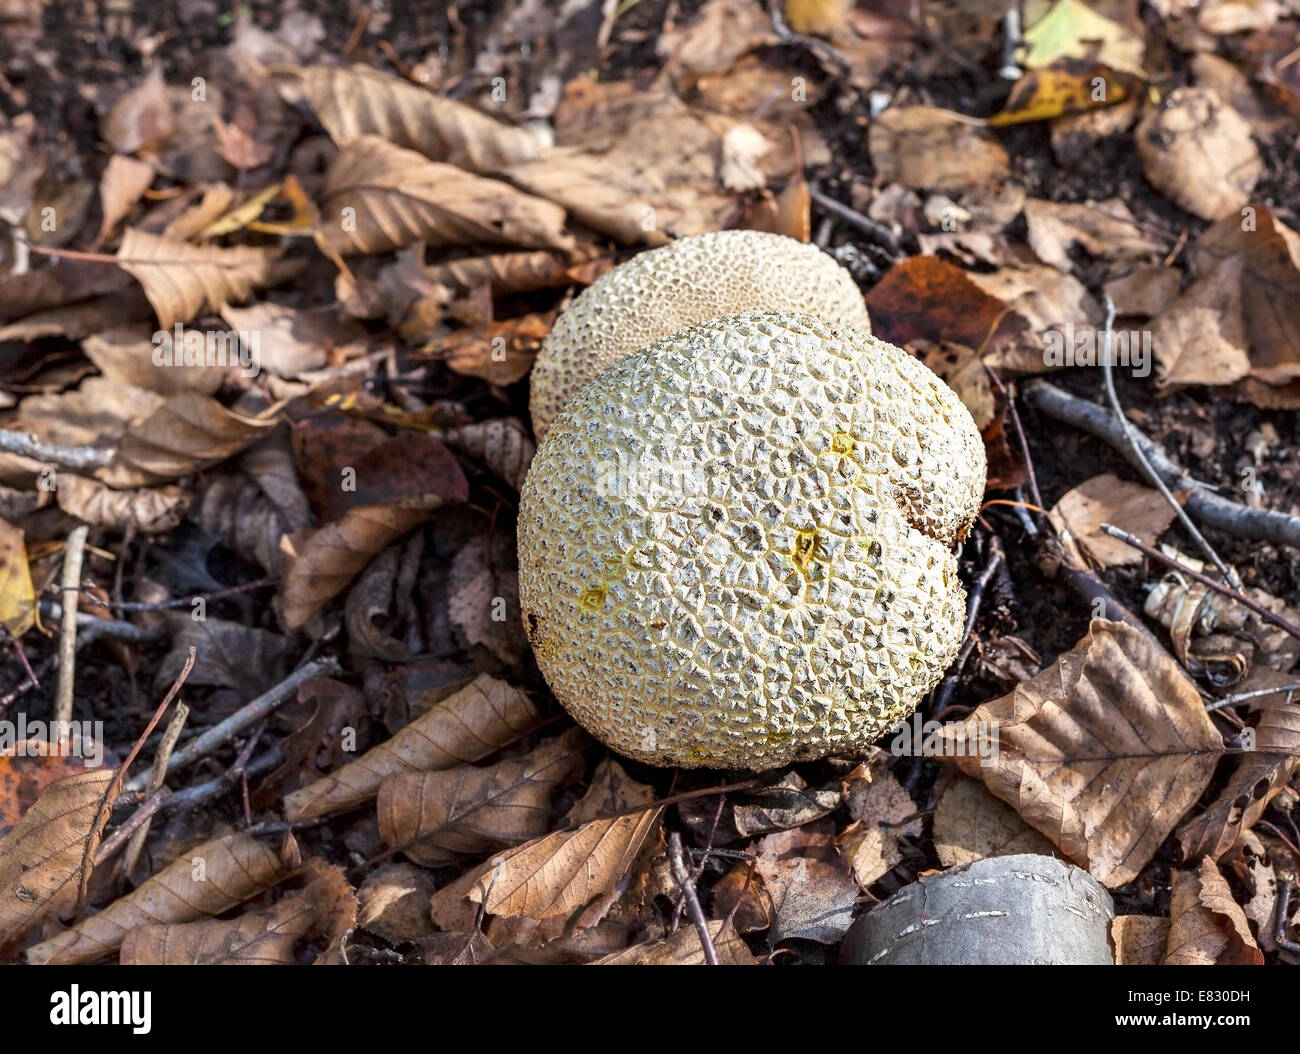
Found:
<box><xmin>518</xmin><ymin>312</ymin><xmax>986</xmax><ymax>770</ymax></box>
<box><xmin>528</xmin><ymin>230</ymin><xmax>870</xmax><ymax>441</ymax></box>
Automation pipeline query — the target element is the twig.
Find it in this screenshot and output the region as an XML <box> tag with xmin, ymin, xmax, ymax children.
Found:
<box><xmin>1099</xmin><ymin>295</ymin><xmax>1238</xmax><ymax>586</ymax></box>
<box><xmin>105</xmin><ymin>577</ymin><xmax>277</xmax><ymax>611</ymax></box>
<box><xmin>985</xmin><ymin>366</ymin><xmax>1044</xmax><ymax>511</ymax></box>
<box><xmin>41</xmin><ymin>600</ymin><xmax>164</xmax><ymax>643</ymax></box>
<box><xmin>54</xmin><ymin>525</ymin><xmax>89</xmax><ymax>727</ymax></box>
<box><xmin>94</xmin><ymin>787</ymin><xmax>172</xmax><ymax>867</ymax></box>
<box><xmin>932</xmin><ymin>535</ymin><xmax>1004</xmax><ymax>713</ymax></box>
<box><xmin>1022</xmin><ymin>380</ymin><xmax>1300</xmax><ymax>549</ymax></box>
<box><xmin>0</xmin><ymin>621</ymin><xmax>38</xmax><ymax>692</ymax></box>
<box><xmin>120</xmin><ymin>701</ymin><xmax>189</xmax><ymax>879</ymax></box>
<box><xmin>1276</xmin><ymin>880</ymin><xmax>1300</xmax><ymax>955</ymax></box>
<box><xmin>77</xmin><ymin>646</ymin><xmax>194</xmax><ymax>909</ymax></box>
<box><xmin>154</xmin><ymin>747</ymin><xmax>282</xmax><ymax>814</ymax></box>
<box><xmin>1205</xmin><ymin>684</ymin><xmax>1300</xmax><ymax>713</ymax></box>
<box><xmin>669</xmin><ymin>831</ymin><xmax>719</xmax><ymax>965</ymax></box>
<box><xmin>123</xmin><ymin>656</ymin><xmax>341</xmax><ymax>793</ymax></box>
<box><xmin>0</xmin><ymin>429</ymin><xmax>113</xmax><ymax>471</ymax></box>
<box><xmin>1099</xmin><ymin>523</ymin><xmax>1300</xmax><ymax>645</ymax></box>
<box><xmin>808</xmin><ymin>186</ymin><xmax>904</xmax><ymax>260</ymax></box>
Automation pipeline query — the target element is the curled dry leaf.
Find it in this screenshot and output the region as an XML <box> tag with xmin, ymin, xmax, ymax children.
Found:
<box><xmin>97</xmin><ymin>392</ymin><xmax>279</xmax><ymax>488</ymax></box>
<box><xmin>55</xmin><ymin>474</ymin><xmax>187</xmax><ymax>534</ymax></box>
<box><xmin>942</xmin><ymin>619</ymin><xmax>1223</xmax><ymax>887</ymax></box>
<box><xmin>1135</xmin><ymin>87</ymin><xmax>1262</xmax><ymax>222</ymax></box>
<box><xmin>101</xmin><ymin>65</ymin><xmax>175</xmax><ymax>155</ymax></box>
<box><xmin>0</xmin><ymin>516</ymin><xmax>36</xmax><ymax>637</ymax></box>
<box><xmin>300</xmin><ymin>64</ymin><xmax>541</xmax><ymax>174</ymax></box>
<box><xmin>221</xmin><ymin>301</ymin><xmax>368</xmax><ymax>379</ymax></box>
<box><xmin>0</xmin><ymin>769</ymin><xmax>114</xmax><ymax>952</ymax></box>
<box><xmin>594</xmin><ymin>919</ymin><xmax>756</xmax><ymax>964</ymax></box>
<box><xmin>1163</xmin><ymin>857</ymin><xmax>1264</xmax><ymax>965</ymax></box>
<box><xmin>27</xmin><ymin>832</ymin><xmax>288</xmax><ymax>965</ymax></box>
<box><xmin>1047</xmin><ymin>473</ymin><xmax>1177</xmax><ymax>568</ymax></box>
<box><xmin>931</xmin><ymin>774</ymin><xmax>1056</xmax><ymax>867</ymax></box>
<box><xmin>115</xmin><ymin>227</ymin><xmax>279</xmax><ymax>330</ymax></box>
<box><xmin>423</xmin><ymin>249</ymin><xmax>593</xmax><ymax>296</ymax></box>
<box><xmin>283</xmin><ymin>673</ymin><xmax>542</xmax><ymax>821</ymax></box>
<box><xmin>431</xmin><ymin>312</ymin><xmax>550</xmax><ymax>386</ymax></box>
<box><xmin>733</xmin><ymin>770</ymin><xmax>839</xmax><ymax>838</ymax></box>
<box><xmin>463</xmin><ymin>806</ymin><xmax>663</xmax><ymax>921</ymax></box>
<box><xmin>319</xmin><ymin>136</ymin><xmax>573</xmax><ymax>257</ymax></box>
<box><xmin>356</xmin><ymin>863</ymin><xmax>437</xmax><ymax>943</ymax></box>
<box><xmin>377</xmin><ymin>727</ymin><xmax>587</xmax><ymax>865</ymax></box>
<box><xmin>119</xmin><ymin>892</ymin><xmax>318</xmax><ymax>965</ymax></box>
<box><xmin>1178</xmin><ymin>702</ymin><xmax>1300</xmax><ymax>863</ymax></box>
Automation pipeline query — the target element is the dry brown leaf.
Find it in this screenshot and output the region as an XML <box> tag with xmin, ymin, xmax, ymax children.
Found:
<box><xmin>1023</xmin><ymin>198</ymin><xmax>1162</xmax><ymax>272</ymax></box>
<box><xmin>864</xmin><ymin>254</ymin><xmax>1019</xmax><ymax>354</ymax></box>
<box><xmin>283</xmin><ymin>674</ymin><xmax>542</xmax><ymax>821</ymax></box>
<box><xmin>565</xmin><ymin>757</ymin><xmax>656</xmax><ymax>824</ymax></box>
<box><xmin>868</xmin><ymin>107</ymin><xmax>1010</xmax><ymax>196</ymax></box>
<box><xmin>160</xmin><ymin>183</ymin><xmax>236</xmax><ymax>243</ymax></box>
<box><xmin>115</xmin><ymin>227</ymin><xmax>278</xmax><ymax>329</ymax></box>
<box><xmin>0</xmin><ymin>769</ymin><xmax>114</xmax><ymax>952</ymax></box>
<box><xmin>1113</xmin><ymin>914</ymin><xmax>1171</xmax><ymax>965</ymax></box>
<box><xmin>1178</xmin><ymin>702</ymin><xmax>1300</xmax><ymax>863</ymax></box>
<box><xmin>1104</xmin><ymin>264</ymin><xmax>1183</xmax><ymax>318</ymax></box>
<box><xmin>655</xmin><ymin>0</ymin><xmax>777</xmax><ymax>74</ymax></box>
<box><xmin>319</xmin><ymin>136</ymin><xmax>573</xmax><ymax>257</ymax></box>
<box><xmin>733</xmin><ymin>771</ymin><xmax>839</xmax><ymax>838</ymax></box>
<box><xmin>119</xmin><ymin>893</ymin><xmax>317</xmax><ymax>964</ymax></box>
<box><xmin>96</xmin><ymin>155</ymin><xmax>154</xmax><ymax>243</ymax></box>
<box><xmin>1048</xmin><ymin>473</ymin><xmax>1178</xmax><ymax>568</ymax></box>
<box><xmin>422</xmin><ymin>249</ymin><xmax>587</xmax><ymax>296</ymax></box>
<box><xmin>462</xmin><ymin>807</ymin><xmax>662</xmax><ymax>921</ymax></box>
<box><xmin>754</xmin><ymin>833</ymin><xmax>858</xmax><ymax>944</ymax></box>
<box><xmin>377</xmin><ymin>727</ymin><xmax>586</xmax><ymax>865</ymax></box>
<box><xmin>82</xmin><ymin>326</ymin><xmax>225</xmax><ymax>395</ymax></box>
<box><xmin>430</xmin><ymin>418</ymin><xmax>534</xmax><ymax>492</ymax></box>
<box><xmin>1152</xmin><ymin>206</ymin><xmax>1300</xmax><ymax>392</ymax></box>
<box><xmin>278</xmin><ymin>434</ymin><xmax>469</xmax><ymax>628</ymax></box>
<box><xmin>1135</xmin><ymin>88</ymin><xmax>1262</xmax><ymax>221</ymax></box>
<box><xmin>221</xmin><ymin>301</ymin><xmax>368</xmax><ymax>379</ymax></box>
<box><xmin>27</xmin><ymin>832</ymin><xmax>287</xmax><ymax>964</ymax></box>
<box><xmin>356</xmin><ymin>863</ymin><xmax>437</xmax><ymax>943</ymax></box>
<box><xmin>55</xmin><ymin>474</ymin><xmax>187</xmax><ymax>534</ymax></box>
<box><xmin>836</xmin><ymin>767</ymin><xmax>920</xmax><ymax>888</ymax></box>
<box><xmin>0</xmin><ymin>516</ymin><xmax>36</xmax><ymax>637</ymax></box>
<box><xmin>101</xmin><ymin>65</ymin><xmax>175</xmax><ymax>155</ymax></box>
<box><xmin>594</xmin><ymin>919</ymin><xmax>756</xmax><ymax>964</ymax></box>
<box><xmin>300</xmin><ymin>64</ymin><xmax>541</xmax><ymax>174</ymax></box>
<box><xmin>1163</xmin><ymin>858</ymin><xmax>1264</xmax><ymax>965</ymax></box>
<box><xmin>97</xmin><ymin>392</ymin><xmax>279</xmax><ymax>488</ymax></box>
<box><xmin>931</xmin><ymin>773</ymin><xmax>1057</xmax><ymax>867</ymax></box>
<box><xmin>943</xmin><ymin>619</ymin><xmax>1223</xmax><ymax>887</ymax></box>
<box><xmin>447</xmin><ymin>531</ymin><xmax>527</xmax><ymax>669</ymax></box>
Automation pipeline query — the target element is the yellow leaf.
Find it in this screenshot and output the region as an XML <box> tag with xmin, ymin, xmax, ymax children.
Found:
<box><xmin>989</xmin><ymin>62</ymin><xmax>1139</xmax><ymax>126</ymax></box>
<box><xmin>0</xmin><ymin>518</ymin><xmax>35</xmax><ymax>637</ymax></box>
<box><xmin>1020</xmin><ymin>0</ymin><xmax>1145</xmax><ymax>76</ymax></box>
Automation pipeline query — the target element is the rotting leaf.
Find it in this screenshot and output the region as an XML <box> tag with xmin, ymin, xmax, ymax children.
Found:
<box><xmin>1163</xmin><ymin>857</ymin><xmax>1264</xmax><ymax>965</ymax></box>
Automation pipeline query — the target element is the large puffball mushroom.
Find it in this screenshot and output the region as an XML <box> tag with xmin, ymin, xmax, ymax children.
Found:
<box><xmin>518</xmin><ymin>312</ymin><xmax>986</xmax><ymax>770</ymax></box>
<box><xmin>528</xmin><ymin>230</ymin><xmax>870</xmax><ymax>441</ymax></box>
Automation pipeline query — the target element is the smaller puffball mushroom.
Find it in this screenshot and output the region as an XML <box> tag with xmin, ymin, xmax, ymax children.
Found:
<box><xmin>528</xmin><ymin>229</ymin><xmax>870</xmax><ymax>440</ymax></box>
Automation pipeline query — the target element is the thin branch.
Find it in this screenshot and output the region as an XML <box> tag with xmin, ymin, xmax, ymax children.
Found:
<box><xmin>54</xmin><ymin>525</ymin><xmax>89</xmax><ymax>727</ymax></box>
<box><xmin>0</xmin><ymin>428</ymin><xmax>113</xmax><ymax>471</ymax></box>
<box><xmin>120</xmin><ymin>701</ymin><xmax>189</xmax><ymax>878</ymax></box>
<box><xmin>123</xmin><ymin>656</ymin><xmax>341</xmax><ymax>793</ymax></box>
<box><xmin>1022</xmin><ymin>379</ymin><xmax>1300</xmax><ymax>549</ymax></box>
<box><xmin>669</xmin><ymin>831</ymin><xmax>719</xmax><ymax>965</ymax></box>
<box><xmin>1205</xmin><ymin>684</ymin><xmax>1300</xmax><ymax>713</ymax></box>
<box><xmin>1099</xmin><ymin>295</ymin><xmax>1238</xmax><ymax>586</ymax></box>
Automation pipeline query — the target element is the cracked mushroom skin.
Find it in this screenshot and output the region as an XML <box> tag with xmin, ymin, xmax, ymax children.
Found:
<box><xmin>517</xmin><ymin>312</ymin><xmax>986</xmax><ymax>770</ymax></box>
<box><xmin>528</xmin><ymin>229</ymin><xmax>870</xmax><ymax>441</ymax></box>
